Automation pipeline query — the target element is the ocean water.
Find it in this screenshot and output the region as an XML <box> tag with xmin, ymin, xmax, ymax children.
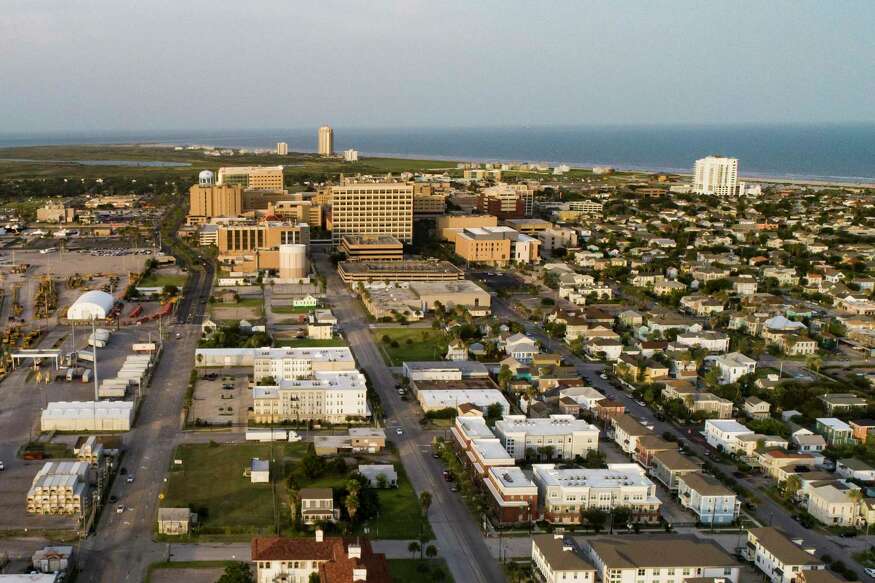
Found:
<box><xmin>1</xmin><ymin>124</ymin><xmax>874</xmax><ymax>183</ymax></box>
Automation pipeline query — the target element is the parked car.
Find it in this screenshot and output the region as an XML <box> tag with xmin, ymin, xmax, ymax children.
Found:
<box><xmin>0</xmin><ymin>461</ymin><xmax>4</xmax><ymax>471</ymax></box>
<box><xmin>395</xmin><ymin>428</ymin><xmax>403</xmax><ymax>436</ymax></box>
<box><xmin>116</xmin><ymin>504</ymin><xmax>125</xmax><ymax>514</ymax></box>
<box><xmin>126</xmin><ymin>474</ymin><xmax>134</xmax><ymax>484</ymax></box>
<box><xmin>864</xmin><ymin>567</ymin><xmax>875</xmax><ymax>578</ymax></box>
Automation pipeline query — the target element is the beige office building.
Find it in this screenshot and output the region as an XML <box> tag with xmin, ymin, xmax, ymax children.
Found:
<box><xmin>276</xmin><ymin>142</ymin><xmax>288</xmax><ymax>155</ymax></box>
<box><xmin>188</xmin><ymin>184</ymin><xmax>243</xmax><ymax>223</ymax></box>
<box><xmin>318</xmin><ymin>125</ymin><xmax>334</xmax><ymax>157</ymax></box>
<box><xmin>216</xmin><ymin>221</ymin><xmax>309</xmax><ymax>271</ymax></box>
<box><xmin>217</xmin><ymin>166</ymin><xmax>284</xmax><ymax>190</ymax></box>
<box><xmin>340</xmin><ymin>234</ymin><xmax>404</xmax><ymax>261</ymax></box>
<box><xmin>330</xmin><ymin>182</ymin><xmax>413</xmax><ymax>245</ymax></box>
<box><xmin>436</xmin><ymin>214</ymin><xmax>499</xmax><ymax>241</ymax></box>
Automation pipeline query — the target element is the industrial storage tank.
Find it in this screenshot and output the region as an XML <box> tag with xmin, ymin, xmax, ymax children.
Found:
<box><xmin>67</xmin><ymin>290</ymin><xmax>115</xmax><ymax>321</ymax></box>
<box><xmin>279</xmin><ymin>244</ymin><xmax>308</xmax><ymax>279</ymax></box>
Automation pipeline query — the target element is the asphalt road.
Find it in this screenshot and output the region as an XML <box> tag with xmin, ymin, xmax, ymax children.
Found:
<box><xmin>492</xmin><ymin>296</ymin><xmax>872</xmax><ymax>580</ymax></box>
<box><xmin>316</xmin><ymin>253</ymin><xmax>506</xmax><ymax>583</ymax></box>
<box><xmin>77</xmin><ymin>265</ymin><xmax>213</xmax><ymax>583</ymax></box>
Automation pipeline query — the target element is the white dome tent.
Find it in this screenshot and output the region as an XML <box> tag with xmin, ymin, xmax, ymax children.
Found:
<box><xmin>67</xmin><ymin>290</ymin><xmax>115</xmax><ymax>321</ymax></box>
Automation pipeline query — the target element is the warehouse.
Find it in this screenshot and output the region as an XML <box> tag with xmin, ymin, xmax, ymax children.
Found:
<box><xmin>66</xmin><ymin>290</ymin><xmax>115</xmax><ymax>320</ymax></box>
<box><xmin>40</xmin><ymin>401</ymin><xmax>135</xmax><ymax>432</ymax></box>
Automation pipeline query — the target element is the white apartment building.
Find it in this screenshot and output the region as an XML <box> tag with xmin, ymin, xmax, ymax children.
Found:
<box><xmin>537</xmin><ymin>227</ymin><xmax>578</xmax><ymax>255</ymax></box>
<box><xmin>747</xmin><ymin>527</ymin><xmax>824</xmax><ymax>583</ymax></box>
<box><xmin>494</xmin><ymin>414</ymin><xmax>599</xmax><ymax>461</ymax></box>
<box><xmin>342</xmin><ymin>149</ymin><xmax>359</xmax><ymax>162</ymax></box>
<box><xmin>712</xmin><ymin>351</ymin><xmax>757</xmax><ymax>384</ymax></box>
<box><xmin>705</xmin><ymin>419</ymin><xmax>755</xmax><ymax>454</ymax></box>
<box><xmin>693</xmin><ymin>156</ymin><xmax>739</xmax><ymax>196</ymax></box>
<box><xmin>252</xmin><ymin>346</ymin><xmax>356</xmax><ymax>382</ymax></box>
<box><xmin>330</xmin><ymin>182</ymin><xmax>413</xmax><ymax>244</ymax></box>
<box><xmin>585</xmin><ymin>536</ymin><xmax>741</xmax><ymax>583</ymax></box>
<box><xmin>275</xmin><ymin>142</ymin><xmax>288</xmax><ymax>155</ymax></box>
<box><xmin>533</xmin><ymin>463</ymin><xmax>662</xmax><ymax>524</ymax></box>
<box><xmin>251</xmin><ymin>371</ymin><xmax>368</xmax><ymax>424</ymax></box>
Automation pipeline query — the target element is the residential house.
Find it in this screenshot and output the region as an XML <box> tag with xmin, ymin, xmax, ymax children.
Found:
<box><xmin>705</xmin><ymin>419</ymin><xmax>754</xmax><ymax>455</ymax></box>
<box><xmin>849</xmin><ymin>419</ymin><xmax>875</xmax><ymax>443</ymax></box>
<box><xmin>792</xmin><ymin>429</ymin><xmax>827</xmax><ymax>454</ymax></box>
<box><xmin>634</xmin><ymin>435</ymin><xmax>678</xmax><ymax>469</ymax></box>
<box><xmin>746</xmin><ymin>527</ymin><xmax>823</xmax><ymax>583</ymax></box>
<box><xmin>744</xmin><ymin>396</ymin><xmax>771</xmax><ymax>420</ymax></box>
<box><xmin>251</xmin><ymin>532</ymin><xmax>391</xmax><ymax>583</ymax></box>
<box><xmin>815</xmin><ymin>418</ymin><xmax>855</xmax><ymax>446</ymax></box>
<box><xmin>505</xmin><ymin>333</ymin><xmax>538</xmax><ymax>364</ymax></box>
<box><xmin>299</xmin><ymin>488</ymin><xmax>336</xmax><ymax>524</ymax></box>
<box><xmin>806</xmin><ymin>482</ymin><xmax>862</xmax><ymax>527</ymax></box>
<box><xmin>676</xmin><ymin>472</ymin><xmax>741</xmax><ymax>525</ymax></box>
<box><xmin>651</xmin><ymin>449</ymin><xmax>700</xmax><ymax>491</ymax></box>
<box><xmin>819</xmin><ymin>394</ymin><xmax>868</xmax><ymax>415</ymax></box>
<box><xmin>836</xmin><ymin>458</ymin><xmax>875</xmax><ymax>482</ymax></box>
<box><xmin>756</xmin><ymin>449</ymin><xmax>819</xmax><ymax>482</ymax></box>
<box><xmin>593</xmin><ymin>399</ymin><xmax>625</xmax><ymax>424</ymax></box>
<box><xmin>676</xmin><ymin>330</ymin><xmax>730</xmax><ymax>352</ymax></box>
<box><xmin>611</xmin><ymin>414</ymin><xmax>653</xmax><ymax>455</ymax></box>
<box><xmin>713</xmin><ymin>352</ymin><xmax>757</xmax><ymax>384</ymax></box>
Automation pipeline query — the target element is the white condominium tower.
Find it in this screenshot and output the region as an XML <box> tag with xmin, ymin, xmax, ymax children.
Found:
<box><xmin>693</xmin><ymin>156</ymin><xmax>738</xmax><ymax>196</ymax></box>
<box><xmin>318</xmin><ymin>125</ymin><xmax>334</xmax><ymax>157</ymax></box>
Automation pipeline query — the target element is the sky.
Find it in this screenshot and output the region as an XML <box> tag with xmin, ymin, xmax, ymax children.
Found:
<box><xmin>1</xmin><ymin>0</ymin><xmax>874</xmax><ymax>133</ymax></box>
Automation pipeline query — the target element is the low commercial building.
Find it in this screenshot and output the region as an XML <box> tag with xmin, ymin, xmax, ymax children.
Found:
<box><xmin>339</xmin><ymin>234</ymin><xmax>403</xmax><ymax>262</ymax></box>
<box><xmin>533</xmin><ymin>463</ymin><xmax>661</xmax><ymax>524</ymax></box>
<box><xmin>252</xmin><ymin>371</ymin><xmax>368</xmax><ymax>424</ymax></box>
<box><xmin>26</xmin><ymin>461</ymin><xmax>91</xmax><ymax>516</ymax></box>
<box><xmin>584</xmin><ymin>536</ymin><xmax>741</xmax><ymax>583</ymax></box>
<box><xmin>214</xmin><ymin>221</ymin><xmax>310</xmax><ymax>272</ymax></box>
<box><xmin>313</xmin><ymin>428</ymin><xmax>386</xmax><ymax>455</ymax></box>
<box><xmin>452</xmin><ymin>226</ymin><xmax>541</xmax><ymax>265</ymax></box>
<box><xmin>337</xmin><ymin>260</ymin><xmax>464</xmax><ymax>284</ymax></box>
<box><xmin>531</xmin><ymin>535</ymin><xmax>597</xmax><ymax>583</ymax></box>
<box><xmin>358</xmin><ymin>464</ymin><xmax>397</xmax><ymax>488</ymax></box>
<box><xmin>746</xmin><ymin>527</ymin><xmax>824</xmax><ymax>583</ymax></box>
<box><xmin>31</xmin><ymin>545</ymin><xmax>73</xmax><ymax>575</ymax></box>
<box><xmin>157</xmin><ymin>508</ymin><xmax>195</xmax><ymax>535</ymax></box>
<box><xmin>41</xmin><ymin>401</ymin><xmax>134</xmax><ymax>432</ymax></box>
<box><xmin>495</xmin><ymin>414</ymin><xmax>599</xmax><ymax>461</ymax></box>
<box><xmin>402</xmin><ymin>360</ymin><xmax>489</xmax><ymax>381</ymax></box>
<box><xmin>417</xmin><ymin>387</ymin><xmax>510</xmax><ymax>415</ymax></box>
<box><xmin>676</xmin><ymin>472</ymin><xmax>740</xmax><ymax>525</ymax></box>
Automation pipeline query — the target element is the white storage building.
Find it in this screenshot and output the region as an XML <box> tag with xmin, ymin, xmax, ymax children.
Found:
<box><xmin>41</xmin><ymin>401</ymin><xmax>134</xmax><ymax>432</ymax></box>
<box><xmin>66</xmin><ymin>290</ymin><xmax>115</xmax><ymax>321</ymax></box>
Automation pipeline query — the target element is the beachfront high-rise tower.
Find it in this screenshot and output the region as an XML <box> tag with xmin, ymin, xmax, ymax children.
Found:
<box><xmin>318</xmin><ymin>125</ymin><xmax>334</xmax><ymax>157</ymax></box>
<box><xmin>693</xmin><ymin>156</ymin><xmax>739</xmax><ymax>196</ymax></box>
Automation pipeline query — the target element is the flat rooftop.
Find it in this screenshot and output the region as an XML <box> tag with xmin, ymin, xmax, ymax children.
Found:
<box><xmin>496</xmin><ymin>415</ymin><xmax>598</xmax><ymax>436</ymax></box>
<box><xmin>338</xmin><ymin>260</ymin><xmax>463</xmax><ymax>275</ymax></box>
<box><xmin>534</xmin><ymin>464</ymin><xmax>653</xmax><ymax>489</ymax></box>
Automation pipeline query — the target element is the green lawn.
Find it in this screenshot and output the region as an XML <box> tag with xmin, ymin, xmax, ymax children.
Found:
<box><xmin>388</xmin><ymin>559</ymin><xmax>454</xmax><ymax>583</ymax></box>
<box><xmin>274</xmin><ymin>338</ymin><xmax>346</xmax><ymax>348</ymax></box>
<box><xmin>139</xmin><ymin>272</ymin><xmax>187</xmax><ymax>288</ymax></box>
<box><xmin>160</xmin><ymin>442</ymin><xmax>308</xmax><ymax>539</ymax></box>
<box><xmin>271</xmin><ymin>305</ymin><xmax>315</xmax><ymax>314</ymax></box>
<box><xmin>373</xmin><ymin>328</ymin><xmax>449</xmax><ymax>366</ymax></box>
<box><xmin>299</xmin><ymin>460</ymin><xmax>433</xmax><ymax>540</ymax></box>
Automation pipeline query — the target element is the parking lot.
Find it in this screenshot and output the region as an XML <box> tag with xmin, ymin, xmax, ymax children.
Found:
<box><xmin>0</xmin><ymin>321</ymin><xmax>161</xmax><ymax>533</ymax></box>
<box><xmin>190</xmin><ymin>368</ymin><xmax>252</xmax><ymax>426</ymax></box>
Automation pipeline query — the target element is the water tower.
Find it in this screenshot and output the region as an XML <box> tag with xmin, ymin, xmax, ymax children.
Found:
<box><xmin>198</xmin><ymin>170</ymin><xmax>214</xmax><ymax>186</ymax></box>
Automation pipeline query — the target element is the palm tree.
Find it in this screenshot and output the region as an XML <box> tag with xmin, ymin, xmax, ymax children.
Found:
<box><xmin>419</xmin><ymin>491</ymin><xmax>433</xmax><ymax>515</ymax></box>
<box><xmin>425</xmin><ymin>544</ymin><xmax>438</xmax><ymax>559</ymax></box>
<box><xmin>345</xmin><ymin>490</ymin><xmax>360</xmax><ymax>522</ymax></box>
<box><xmin>407</xmin><ymin>541</ymin><xmax>421</xmax><ymax>560</ymax></box>
<box><xmin>783</xmin><ymin>475</ymin><xmax>802</xmax><ymax>500</ymax></box>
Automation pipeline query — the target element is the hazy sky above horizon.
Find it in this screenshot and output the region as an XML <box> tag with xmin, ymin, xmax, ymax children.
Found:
<box><xmin>1</xmin><ymin>1</ymin><xmax>873</xmax><ymax>133</ymax></box>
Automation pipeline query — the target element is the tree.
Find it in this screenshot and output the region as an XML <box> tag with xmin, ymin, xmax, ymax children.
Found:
<box><xmin>805</xmin><ymin>354</ymin><xmax>822</xmax><ymax>373</ymax></box>
<box><xmin>162</xmin><ymin>284</ymin><xmax>179</xmax><ymax>297</ymax></box>
<box><xmin>420</xmin><ymin>491</ymin><xmax>433</xmax><ymax>515</ymax></box>
<box><xmin>425</xmin><ymin>544</ymin><xmax>438</xmax><ymax>559</ymax></box>
<box><xmin>216</xmin><ymin>562</ymin><xmax>254</xmax><ymax>583</ymax></box>
<box><xmin>783</xmin><ymin>475</ymin><xmax>802</xmax><ymax>500</ymax></box>
<box><xmin>611</xmin><ymin>506</ymin><xmax>632</xmax><ymax>533</ymax></box>
<box><xmin>301</xmin><ymin>446</ymin><xmax>325</xmax><ymax>479</ymax></box>
<box><xmin>408</xmin><ymin>541</ymin><xmax>421</xmax><ymax>560</ymax></box>
<box><xmin>497</xmin><ymin>364</ymin><xmax>513</xmax><ymax>389</ymax></box>
<box><xmin>485</xmin><ymin>403</ymin><xmax>504</xmax><ymax>426</ymax></box>
<box><xmin>376</xmin><ymin>473</ymin><xmax>388</xmax><ymax>489</ymax></box>
<box><xmin>345</xmin><ymin>489</ymin><xmax>360</xmax><ymax>522</ymax></box>
<box><xmin>308</xmin><ymin>574</ymin><xmax>321</xmax><ymax>583</ymax></box>
<box><xmin>581</xmin><ymin>508</ymin><xmax>608</xmax><ymax>533</ymax></box>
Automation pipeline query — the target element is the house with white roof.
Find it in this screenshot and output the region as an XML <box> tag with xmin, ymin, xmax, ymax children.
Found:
<box><xmin>712</xmin><ymin>352</ymin><xmax>757</xmax><ymax>384</ymax></box>
<box><xmin>504</xmin><ymin>333</ymin><xmax>538</xmax><ymax>364</ymax></box>
<box><xmin>705</xmin><ymin>419</ymin><xmax>754</xmax><ymax>454</ymax></box>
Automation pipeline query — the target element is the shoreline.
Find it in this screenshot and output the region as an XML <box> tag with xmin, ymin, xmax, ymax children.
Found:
<box><xmin>0</xmin><ymin>139</ymin><xmax>873</xmax><ymax>188</ymax></box>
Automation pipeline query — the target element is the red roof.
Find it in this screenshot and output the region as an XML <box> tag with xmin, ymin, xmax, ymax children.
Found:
<box><xmin>251</xmin><ymin>536</ymin><xmax>391</xmax><ymax>583</ymax></box>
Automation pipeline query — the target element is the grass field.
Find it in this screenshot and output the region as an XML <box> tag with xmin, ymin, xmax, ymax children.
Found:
<box><xmin>160</xmin><ymin>442</ymin><xmax>308</xmax><ymax>539</ymax></box>
<box><xmin>139</xmin><ymin>272</ymin><xmax>187</xmax><ymax>288</ymax></box>
<box><xmin>0</xmin><ymin>144</ymin><xmax>458</xmax><ymax>181</ymax></box>
<box><xmin>298</xmin><ymin>458</ymin><xmax>432</xmax><ymax>540</ymax></box>
<box><xmin>373</xmin><ymin>327</ymin><xmax>449</xmax><ymax>366</ymax></box>
<box><xmin>271</xmin><ymin>305</ymin><xmax>315</xmax><ymax>314</ymax></box>
<box><xmin>388</xmin><ymin>559</ymin><xmax>454</xmax><ymax>582</ymax></box>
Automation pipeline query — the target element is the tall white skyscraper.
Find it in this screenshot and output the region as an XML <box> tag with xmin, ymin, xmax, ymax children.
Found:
<box><xmin>276</xmin><ymin>142</ymin><xmax>288</xmax><ymax>155</ymax></box>
<box><xmin>318</xmin><ymin>125</ymin><xmax>334</xmax><ymax>157</ymax></box>
<box><xmin>693</xmin><ymin>156</ymin><xmax>739</xmax><ymax>196</ymax></box>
